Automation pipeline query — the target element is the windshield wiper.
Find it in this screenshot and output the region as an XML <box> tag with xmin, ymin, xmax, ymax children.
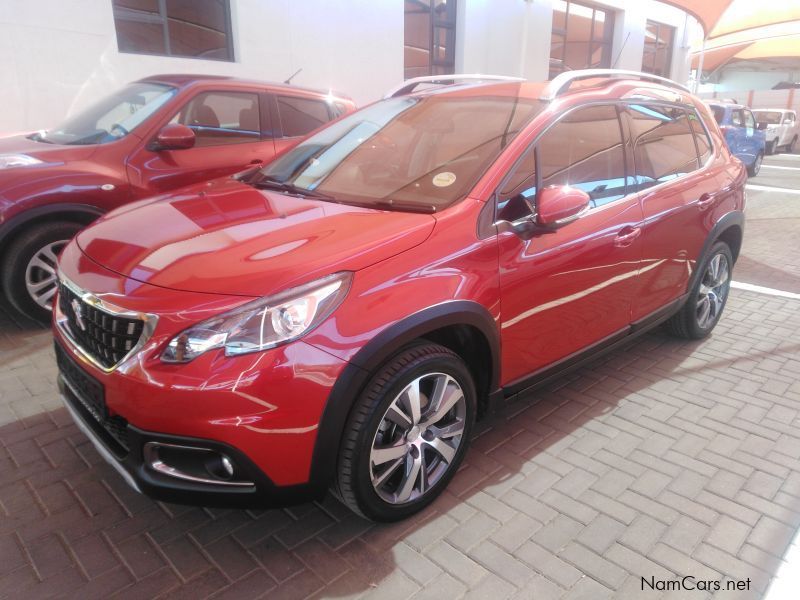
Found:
<box><xmin>346</xmin><ymin>199</ymin><xmax>437</xmax><ymax>214</ymax></box>
<box><xmin>247</xmin><ymin>175</ymin><xmax>336</xmax><ymax>201</ymax></box>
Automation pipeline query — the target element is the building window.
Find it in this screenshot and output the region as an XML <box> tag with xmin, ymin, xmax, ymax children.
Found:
<box><xmin>642</xmin><ymin>20</ymin><xmax>674</xmax><ymax>77</ymax></box>
<box><xmin>550</xmin><ymin>0</ymin><xmax>615</xmax><ymax>79</ymax></box>
<box><xmin>404</xmin><ymin>0</ymin><xmax>457</xmax><ymax>79</ymax></box>
<box><xmin>112</xmin><ymin>0</ymin><xmax>234</xmax><ymax>61</ymax></box>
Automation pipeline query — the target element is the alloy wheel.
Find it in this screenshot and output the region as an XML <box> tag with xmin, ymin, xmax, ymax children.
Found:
<box><xmin>369</xmin><ymin>372</ymin><xmax>466</xmax><ymax>504</ymax></box>
<box><xmin>25</xmin><ymin>240</ymin><xmax>67</xmax><ymax>310</ymax></box>
<box><xmin>696</xmin><ymin>253</ymin><xmax>730</xmax><ymax>330</ymax></box>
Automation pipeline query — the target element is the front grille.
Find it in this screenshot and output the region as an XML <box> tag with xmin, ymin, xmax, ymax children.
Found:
<box><xmin>58</xmin><ymin>282</ymin><xmax>145</xmax><ymax>369</ymax></box>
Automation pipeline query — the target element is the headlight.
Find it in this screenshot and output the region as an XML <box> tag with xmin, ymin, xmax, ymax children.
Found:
<box><xmin>0</xmin><ymin>154</ymin><xmax>44</xmax><ymax>169</ymax></box>
<box><xmin>161</xmin><ymin>272</ymin><xmax>351</xmax><ymax>363</ymax></box>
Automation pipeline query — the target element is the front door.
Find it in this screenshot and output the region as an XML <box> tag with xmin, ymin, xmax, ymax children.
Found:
<box><xmin>127</xmin><ymin>90</ymin><xmax>276</xmax><ymax>196</ymax></box>
<box><xmin>496</xmin><ymin>104</ymin><xmax>643</xmax><ymax>385</ymax></box>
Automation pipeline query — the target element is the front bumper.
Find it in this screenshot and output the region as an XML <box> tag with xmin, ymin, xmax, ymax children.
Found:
<box><xmin>57</xmin><ymin>366</ymin><xmax>325</xmax><ymax>508</ymax></box>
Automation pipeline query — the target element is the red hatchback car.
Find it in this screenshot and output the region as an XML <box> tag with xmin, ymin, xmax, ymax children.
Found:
<box><xmin>0</xmin><ymin>74</ymin><xmax>355</xmax><ymax>320</ymax></box>
<box><xmin>53</xmin><ymin>70</ymin><xmax>745</xmax><ymax>522</ymax></box>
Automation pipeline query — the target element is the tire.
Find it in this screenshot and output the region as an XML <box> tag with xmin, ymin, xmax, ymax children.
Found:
<box><xmin>335</xmin><ymin>342</ymin><xmax>477</xmax><ymax>521</ymax></box>
<box><xmin>664</xmin><ymin>241</ymin><xmax>733</xmax><ymax>340</ymax></box>
<box><xmin>766</xmin><ymin>140</ymin><xmax>776</xmax><ymax>155</ymax></box>
<box><xmin>790</xmin><ymin>136</ymin><xmax>798</xmax><ymax>154</ymax></box>
<box><xmin>747</xmin><ymin>152</ymin><xmax>763</xmax><ymax>177</ymax></box>
<box><xmin>1</xmin><ymin>221</ymin><xmax>82</xmax><ymax>322</ymax></box>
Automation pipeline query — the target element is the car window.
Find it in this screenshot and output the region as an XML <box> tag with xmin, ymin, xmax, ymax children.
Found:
<box><xmin>171</xmin><ymin>91</ymin><xmax>261</xmax><ymax>147</ymax></box>
<box><xmin>709</xmin><ymin>105</ymin><xmax>725</xmax><ymax>125</ymax></box>
<box><xmin>628</xmin><ymin>104</ymin><xmax>699</xmax><ymax>191</ymax></box>
<box><xmin>276</xmin><ymin>96</ymin><xmax>331</xmax><ymax>137</ymax></box>
<box><xmin>754</xmin><ymin>111</ymin><xmax>782</xmax><ymax>125</ymax></box>
<box><xmin>789</xmin><ymin>113</ymin><xmax>796</xmax><ymax>123</ymax></box>
<box><xmin>731</xmin><ymin>109</ymin><xmax>743</xmax><ymax>127</ymax></box>
<box><xmin>688</xmin><ymin>110</ymin><xmax>712</xmax><ymax>165</ymax></box>
<box><xmin>535</xmin><ymin>104</ymin><xmax>627</xmax><ymax>209</ymax></box>
<box><xmin>743</xmin><ymin>111</ymin><xmax>755</xmax><ymax>130</ymax></box>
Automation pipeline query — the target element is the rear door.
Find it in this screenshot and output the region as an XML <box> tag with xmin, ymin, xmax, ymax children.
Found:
<box><xmin>625</xmin><ymin>103</ymin><xmax>717</xmax><ymax>319</ymax></box>
<box><xmin>742</xmin><ymin>109</ymin><xmax>762</xmax><ymax>160</ymax></box>
<box><xmin>127</xmin><ymin>89</ymin><xmax>276</xmax><ymax>194</ymax></box>
<box><xmin>270</xmin><ymin>93</ymin><xmax>338</xmax><ymax>157</ymax></box>
<box><xmin>496</xmin><ymin>104</ymin><xmax>644</xmax><ymax>384</ymax></box>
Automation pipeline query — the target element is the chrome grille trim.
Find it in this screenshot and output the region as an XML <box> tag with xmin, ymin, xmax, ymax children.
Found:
<box><xmin>55</xmin><ymin>272</ymin><xmax>158</xmax><ymax>373</ymax></box>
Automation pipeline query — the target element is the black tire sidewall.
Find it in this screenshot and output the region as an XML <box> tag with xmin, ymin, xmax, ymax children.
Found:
<box><xmin>686</xmin><ymin>242</ymin><xmax>733</xmax><ymax>338</ymax></box>
<box><xmin>350</xmin><ymin>350</ymin><xmax>477</xmax><ymax>521</ymax></box>
<box><xmin>1</xmin><ymin>222</ymin><xmax>81</xmax><ymax>321</ymax></box>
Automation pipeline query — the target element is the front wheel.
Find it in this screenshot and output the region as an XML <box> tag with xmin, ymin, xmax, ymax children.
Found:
<box><xmin>664</xmin><ymin>241</ymin><xmax>733</xmax><ymax>340</ymax></box>
<box><xmin>335</xmin><ymin>343</ymin><xmax>476</xmax><ymax>521</ymax></box>
<box><xmin>789</xmin><ymin>136</ymin><xmax>798</xmax><ymax>154</ymax></box>
<box><xmin>1</xmin><ymin>221</ymin><xmax>82</xmax><ymax>321</ymax></box>
<box><xmin>766</xmin><ymin>140</ymin><xmax>776</xmax><ymax>155</ymax></box>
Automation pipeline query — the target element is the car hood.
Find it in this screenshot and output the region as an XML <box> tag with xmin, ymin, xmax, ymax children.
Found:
<box><xmin>75</xmin><ymin>178</ymin><xmax>436</xmax><ymax>296</ymax></box>
<box><xmin>0</xmin><ymin>134</ymin><xmax>97</xmax><ymax>162</ymax></box>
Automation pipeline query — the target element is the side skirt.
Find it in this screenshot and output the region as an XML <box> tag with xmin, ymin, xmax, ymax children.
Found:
<box><xmin>487</xmin><ymin>294</ymin><xmax>687</xmax><ymax>412</ymax></box>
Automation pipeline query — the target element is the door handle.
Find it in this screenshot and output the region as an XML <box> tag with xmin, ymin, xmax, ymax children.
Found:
<box><xmin>249</xmin><ymin>159</ymin><xmax>263</xmax><ymax>165</ymax></box>
<box><xmin>697</xmin><ymin>192</ymin><xmax>716</xmax><ymax>210</ymax></box>
<box><xmin>614</xmin><ymin>226</ymin><xmax>641</xmax><ymax>247</ymax></box>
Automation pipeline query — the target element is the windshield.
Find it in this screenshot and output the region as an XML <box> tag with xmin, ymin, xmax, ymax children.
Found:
<box><xmin>33</xmin><ymin>82</ymin><xmax>177</xmax><ymax>145</ymax></box>
<box><xmin>250</xmin><ymin>88</ymin><xmax>544</xmax><ymax>212</ymax></box>
<box><xmin>754</xmin><ymin>111</ymin><xmax>783</xmax><ymax>125</ymax></box>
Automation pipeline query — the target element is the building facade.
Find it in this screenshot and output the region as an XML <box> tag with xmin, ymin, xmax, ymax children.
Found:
<box><xmin>0</xmin><ymin>0</ymin><xmax>695</xmax><ymax>134</ymax></box>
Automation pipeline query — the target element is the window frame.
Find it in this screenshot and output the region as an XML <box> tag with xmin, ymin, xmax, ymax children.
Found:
<box><xmin>404</xmin><ymin>0</ymin><xmax>458</xmax><ymax>79</ymax></box>
<box><xmin>492</xmin><ymin>100</ymin><xmax>716</xmax><ymax>226</ymax></box>
<box><xmin>642</xmin><ymin>20</ymin><xmax>675</xmax><ymax>78</ymax></box>
<box><xmin>549</xmin><ymin>0</ymin><xmax>616</xmax><ymax>79</ymax></box>
<box><xmin>112</xmin><ymin>0</ymin><xmax>235</xmax><ymax>62</ymax></box>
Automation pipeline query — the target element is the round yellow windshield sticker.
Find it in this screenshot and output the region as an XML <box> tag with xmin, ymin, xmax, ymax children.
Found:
<box><xmin>432</xmin><ymin>172</ymin><xmax>457</xmax><ymax>187</ymax></box>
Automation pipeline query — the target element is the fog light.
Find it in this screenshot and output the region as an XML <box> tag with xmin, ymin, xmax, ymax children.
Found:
<box><xmin>143</xmin><ymin>442</ymin><xmax>253</xmax><ymax>487</ymax></box>
<box><xmin>221</xmin><ymin>455</ymin><xmax>234</xmax><ymax>477</ymax></box>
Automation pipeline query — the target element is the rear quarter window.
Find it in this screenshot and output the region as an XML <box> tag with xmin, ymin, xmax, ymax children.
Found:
<box><xmin>276</xmin><ymin>95</ymin><xmax>332</xmax><ymax>137</ymax></box>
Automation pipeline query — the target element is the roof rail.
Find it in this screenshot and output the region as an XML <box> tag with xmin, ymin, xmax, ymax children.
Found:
<box><xmin>541</xmin><ymin>69</ymin><xmax>691</xmax><ymax>101</ymax></box>
<box><xmin>384</xmin><ymin>74</ymin><xmax>525</xmax><ymax>99</ymax></box>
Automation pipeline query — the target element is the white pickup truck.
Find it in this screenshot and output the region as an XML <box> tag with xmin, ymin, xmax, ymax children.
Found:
<box><xmin>753</xmin><ymin>109</ymin><xmax>799</xmax><ymax>154</ymax></box>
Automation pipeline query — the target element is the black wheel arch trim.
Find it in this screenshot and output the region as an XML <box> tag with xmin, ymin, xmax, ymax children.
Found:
<box><xmin>308</xmin><ymin>300</ymin><xmax>501</xmax><ymax>491</ymax></box>
<box><xmin>0</xmin><ymin>203</ymin><xmax>104</xmax><ymax>249</ymax></box>
<box><xmin>688</xmin><ymin>210</ymin><xmax>744</xmax><ymax>293</ymax></box>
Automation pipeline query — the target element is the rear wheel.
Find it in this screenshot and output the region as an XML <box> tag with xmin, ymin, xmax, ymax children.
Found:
<box><xmin>747</xmin><ymin>152</ymin><xmax>763</xmax><ymax>177</ymax></box>
<box><xmin>1</xmin><ymin>221</ymin><xmax>81</xmax><ymax>322</ymax></box>
<box><xmin>664</xmin><ymin>241</ymin><xmax>732</xmax><ymax>340</ymax></box>
<box><xmin>335</xmin><ymin>343</ymin><xmax>476</xmax><ymax>521</ymax></box>
<box><xmin>766</xmin><ymin>140</ymin><xmax>776</xmax><ymax>155</ymax></box>
<box><xmin>790</xmin><ymin>136</ymin><xmax>798</xmax><ymax>153</ymax></box>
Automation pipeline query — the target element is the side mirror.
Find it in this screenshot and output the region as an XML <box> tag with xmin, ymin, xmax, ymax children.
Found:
<box><xmin>784</xmin><ymin>119</ymin><xmax>794</xmax><ymax>125</ymax></box>
<box><xmin>536</xmin><ymin>185</ymin><xmax>590</xmax><ymax>227</ymax></box>
<box><xmin>151</xmin><ymin>124</ymin><xmax>195</xmax><ymax>151</ymax></box>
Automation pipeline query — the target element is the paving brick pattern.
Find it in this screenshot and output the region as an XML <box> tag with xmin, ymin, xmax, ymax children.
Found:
<box><xmin>2</xmin><ymin>287</ymin><xmax>800</xmax><ymax>599</ymax></box>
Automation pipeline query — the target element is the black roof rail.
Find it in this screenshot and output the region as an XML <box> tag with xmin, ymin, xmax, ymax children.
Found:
<box><xmin>384</xmin><ymin>74</ymin><xmax>525</xmax><ymax>99</ymax></box>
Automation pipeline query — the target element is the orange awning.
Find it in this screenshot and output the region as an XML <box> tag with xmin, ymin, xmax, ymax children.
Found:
<box><xmin>691</xmin><ymin>34</ymin><xmax>800</xmax><ymax>73</ymax></box>
<box><xmin>709</xmin><ymin>3</ymin><xmax>800</xmax><ymax>39</ymax></box>
<box><xmin>657</xmin><ymin>0</ymin><xmax>734</xmax><ymax>36</ymax></box>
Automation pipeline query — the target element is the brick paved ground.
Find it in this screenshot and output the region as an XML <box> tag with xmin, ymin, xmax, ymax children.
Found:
<box><xmin>1</xmin><ymin>156</ymin><xmax>799</xmax><ymax>599</ymax></box>
<box><xmin>3</xmin><ymin>290</ymin><xmax>800</xmax><ymax>599</ymax></box>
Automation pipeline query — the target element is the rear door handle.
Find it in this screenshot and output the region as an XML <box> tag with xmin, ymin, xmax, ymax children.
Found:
<box><xmin>697</xmin><ymin>192</ymin><xmax>716</xmax><ymax>209</ymax></box>
<box><xmin>249</xmin><ymin>159</ymin><xmax>263</xmax><ymax>165</ymax></box>
<box><xmin>614</xmin><ymin>226</ymin><xmax>641</xmax><ymax>247</ymax></box>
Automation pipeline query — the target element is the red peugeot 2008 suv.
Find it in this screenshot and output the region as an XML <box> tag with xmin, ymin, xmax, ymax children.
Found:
<box><xmin>53</xmin><ymin>71</ymin><xmax>745</xmax><ymax>522</ymax></box>
<box><xmin>0</xmin><ymin>74</ymin><xmax>355</xmax><ymax>321</ymax></box>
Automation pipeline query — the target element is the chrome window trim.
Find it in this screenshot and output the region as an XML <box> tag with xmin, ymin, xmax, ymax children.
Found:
<box><xmin>55</xmin><ymin>271</ymin><xmax>158</xmax><ymax>373</ymax></box>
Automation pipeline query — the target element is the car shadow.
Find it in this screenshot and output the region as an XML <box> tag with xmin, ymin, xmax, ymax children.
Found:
<box><xmin>0</xmin><ymin>318</ymin><xmax>795</xmax><ymax>597</ymax></box>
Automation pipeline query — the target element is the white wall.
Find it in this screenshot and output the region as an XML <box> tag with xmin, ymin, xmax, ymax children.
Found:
<box><xmin>0</xmin><ymin>0</ymin><xmax>697</xmax><ymax>136</ymax></box>
<box><xmin>0</xmin><ymin>0</ymin><xmax>403</xmax><ymax>134</ymax></box>
<box><xmin>455</xmin><ymin>0</ymin><xmax>692</xmax><ymax>87</ymax></box>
